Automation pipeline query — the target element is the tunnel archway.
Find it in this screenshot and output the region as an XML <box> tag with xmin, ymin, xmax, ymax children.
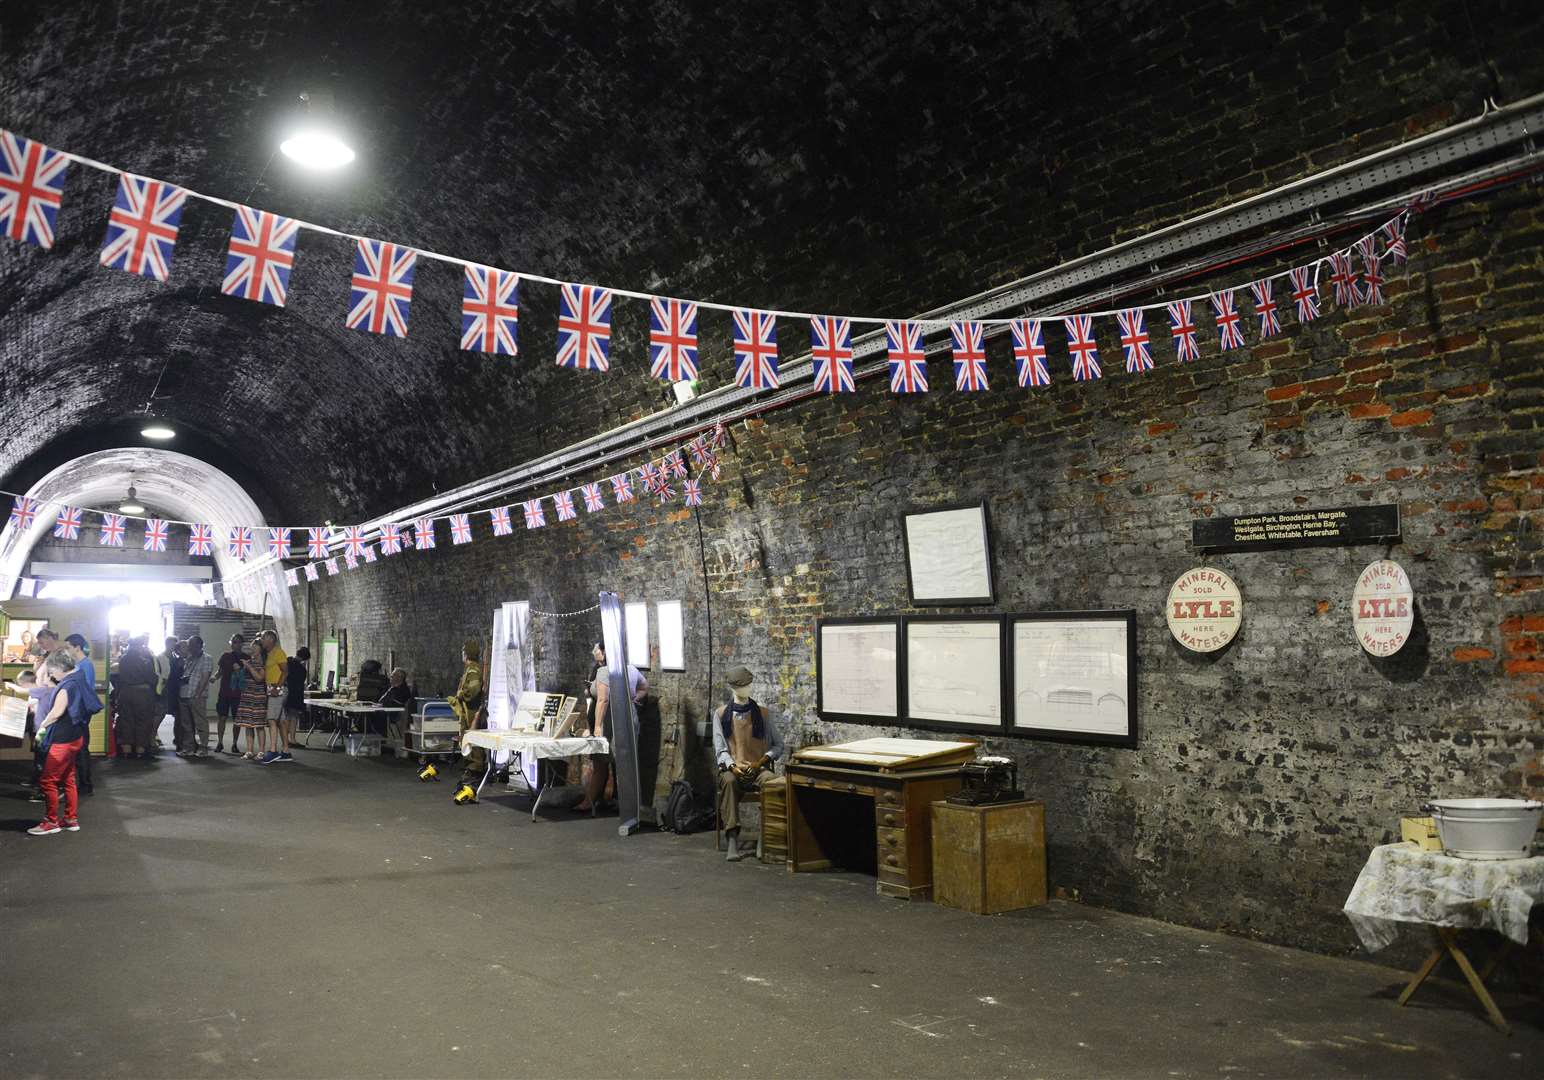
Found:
<box><xmin>0</xmin><ymin>447</ymin><xmax>296</xmax><ymax>644</ymax></box>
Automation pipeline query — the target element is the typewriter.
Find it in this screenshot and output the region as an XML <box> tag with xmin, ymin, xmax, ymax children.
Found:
<box><xmin>946</xmin><ymin>756</ymin><xmax>1025</xmax><ymax>806</ymax></box>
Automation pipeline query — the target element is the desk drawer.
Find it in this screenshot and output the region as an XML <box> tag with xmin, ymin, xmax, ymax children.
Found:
<box><xmin>877</xmin><ymin>826</ymin><xmax>908</xmax><ymax>872</ymax></box>
<box><xmin>875</xmin><ymin>805</ymin><xmax>905</xmax><ymax>829</ymax></box>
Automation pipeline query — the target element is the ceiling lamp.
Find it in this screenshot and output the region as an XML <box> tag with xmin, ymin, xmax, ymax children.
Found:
<box><xmin>280</xmin><ymin>90</ymin><xmax>355</xmax><ymax>170</ymax></box>
<box><xmin>140</xmin><ymin>424</ymin><xmax>175</xmax><ymax>440</ymax></box>
<box><xmin>118</xmin><ymin>484</ymin><xmax>145</xmax><ymax>515</ymax></box>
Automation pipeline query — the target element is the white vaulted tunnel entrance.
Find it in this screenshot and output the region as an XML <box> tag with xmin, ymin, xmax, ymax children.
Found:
<box><xmin>0</xmin><ymin>448</ymin><xmax>296</xmax><ymax>647</ymax></box>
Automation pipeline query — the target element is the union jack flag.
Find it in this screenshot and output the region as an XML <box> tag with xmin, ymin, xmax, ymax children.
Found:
<box><xmin>1167</xmin><ymin>300</ymin><xmax>1200</xmax><ymax>362</ymax></box>
<box><xmin>307</xmin><ymin>528</ymin><xmax>329</xmax><ymax>559</ymax></box>
<box><xmin>227</xmin><ymin>526</ymin><xmax>254</xmax><ymax>559</ymax></box>
<box><xmin>1211</xmin><ymin>291</ymin><xmax>1245</xmax><ymax>351</ymax></box>
<box><xmin>100</xmin><ymin>176</ymin><xmax>186</xmax><ymax>281</ymax></box>
<box><xmin>99</xmin><ymin>513</ymin><xmax>126</xmax><ymax>547</ymax></box>
<box><xmin>665</xmin><ymin>451</ymin><xmax>688</xmax><ymax>479</ymax></box>
<box><xmin>1289</xmin><ymin>265</ymin><xmax>1320</xmax><ymax>323</ymax></box>
<box><xmin>9</xmin><ymin>495</ymin><xmax>38</xmax><ymax>530</ymax></box>
<box><xmin>711</xmin><ymin>421</ymin><xmax>729</xmax><ymax>449</ymax></box>
<box><xmin>683</xmin><ymin>478</ymin><xmax>703</xmax><ymax>507</ymax></box>
<box><xmin>611</xmin><ymin>473</ymin><xmax>635</xmax><ymax>503</ymax></box>
<box><xmin>648</xmin><ymin>298</ymin><xmax>699</xmax><ymax>382</ymax></box>
<box><xmin>348</xmin><ymin>239</ymin><xmax>417</xmax><ymax>337</ymax></box>
<box><xmin>640</xmin><ymin>462</ymin><xmax>664</xmax><ymax>493</ymax></box>
<box><xmin>733</xmin><ymin>309</ymin><xmax>778</xmax><ymax>389</ymax></box>
<box><xmin>1010</xmin><ymin>318</ymin><xmax>1050</xmax><ymax>387</ymax></box>
<box><xmin>461</xmin><ymin>266</ymin><xmax>519</xmax><ymax>356</ymax></box>
<box><xmin>1064</xmin><ymin>315</ymin><xmax>1101</xmax><ymax>381</ymax></box>
<box><xmin>886</xmin><ymin>320</ymin><xmax>928</xmax><ymax>393</ymax></box>
<box><xmin>342</xmin><ymin>525</ymin><xmax>366</xmax><ymax>558</ymax></box>
<box><xmin>1116</xmin><ymin>309</ymin><xmax>1152</xmax><ymax>373</ymax></box>
<box><xmin>284</xmin><ymin>568</ymin><xmax>299</xmax><ymax>588</ymax></box>
<box><xmin>654</xmin><ymin>476</ymin><xmax>676</xmax><ymax>503</ymax></box>
<box><xmin>143</xmin><ymin>518</ymin><xmax>169</xmax><ymax>553</ymax></box>
<box><xmin>1249</xmin><ymin>280</ymin><xmax>1281</xmax><ymax>338</ymax></box>
<box><xmin>325</xmin><ymin>558</ymin><xmax>339</xmax><ymax>576</ymax></box>
<box><xmin>950</xmin><ymin>321</ymin><xmax>988</xmax><ymax>391</ymax></box>
<box><xmin>221</xmin><ymin>206</ymin><xmax>299</xmax><ymax>306</ymax></box>
<box><xmin>450</xmin><ymin>513</ymin><xmax>473</xmax><ymax>544</ymax></box>
<box><xmin>267</xmin><ymin>527</ymin><xmax>292</xmax><ymax>558</ymax></box>
<box><xmin>53</xmin><ymin>505</ymin><xmax>81</xmax><ymax>540</ymax></box>
<box><xmin>580</xmin><ymin>482</ymin><xmax>605</xmax><ymax>512</ymax></box>
<box><xmin>1360</xmin><ymin>255</ymin><xmax>1386</xmax><ymax>306</ymax></box>
<box><xmin>344</xmin><ymin>550</ymin><xmax>359</xmax><ymax>570</ymax></box>
<box><xmin>1381</xmin><ymin>216</ymin><xmax>1407</xmax><ymax>264</ymax></box>
<box><xmin>362</xmin><ymin>544</ymin><xmax>378</xmax><ymax>563</ymax></box>
<box><xmin>413</xmin><ymin>518</ymin><xmax>435</xmax><ymax>550</ymax></box>
<box><xmin>555</xmin><ymin>284</ymin><xmax>613</xmax><ymax>371</ymax></box>
<box><xmin>523</xmin><ymin>499</ymin><xmax>546</xmax><ymax>529</ymax></box>
<box><xmin>687</xmin><ymin>436</ymin><xmax>711</xmax><ymax>466</ymax></box>
<box><xmin>379</xmin><ymin>523</ymin><xmax>403</xmax><ymax>555</ymax></box>
<box><xmin>304</xmin><ymin>561</ymin><xmax>320</xmax><ymax>582</ymax></box>
<box><xmin>553</xmin><ymin>491</ymin><xmax>577</xmax><ymax>521</ymax></box>
<box><xmin>1328</xmin><ymin>252</ymin><xmax>1359</xmax><ymax>308</ymax></box>
<box><xmin>810</xmin><ymin>317</ymin><xmax>855</xmax><ymax>393</ymax></box>
<box><xmin>188</xmin><ymin>523</ymin><xmax>214</xmax><ymax>556</ymax></box>
<box><xmin>489</xmin><ymin>506</ymin><xmax>513</xmax><ymax>536</ymax></box>
<box><xmin>0</xmin><ymin>131</ymin><xmax>69</xmax><ymax>249</ymax></box>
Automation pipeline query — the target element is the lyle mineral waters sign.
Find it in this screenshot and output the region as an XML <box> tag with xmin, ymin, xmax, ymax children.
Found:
<box><xmin>1352</xmin><ymin>559</ymin><xmax>1415</xmax><ymax>657</ymax></box>
<box><xmin>1193</xmin><ymin>504</ymin><xmax>1400</xmax><ymax>552</ymax></box>
<box><xmin>1166</xmin><ymin>566</ymin><xmax>1243</xmax><ymax>653</ymax></box>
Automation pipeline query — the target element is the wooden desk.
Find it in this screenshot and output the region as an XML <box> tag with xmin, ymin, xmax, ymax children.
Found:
<box><xmin>786</xmin><ymin>761</ymin><xmax>964</xmax><ymax>900</ymax></box>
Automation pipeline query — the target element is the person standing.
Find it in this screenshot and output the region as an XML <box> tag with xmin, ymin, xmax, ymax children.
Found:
<box><xmin>61</xmin><ymin>634</ymin><xmax>100</xmax><ymax>795</ymax></box>
<box><xmin>257</xmin><ymin>630</ymin><xmax>290</xmax><ymax>764</ymax></box>
<box><xmin>28</xmin><ymin>650</ymin><xmax>85</xmax><ymax>836</ymax></box>
<box><xmin>451</xmin><ymin>641</ymin><xmax>487</xmax><ymax>801</ymax></box>
<box><xmin>214</xmin><ymin>634</ymin><xmax>247</xmax><ymax>755</ymax></box>
<box><xmin>162</xmin><ymin>638</ymin><xmax>187</xmax><ymax>755</ymax></box>
<box><xmin>114</xmin><ymin>636</ymin><xmax>159</xmax><ymax>760</ymax></box>
<box><xmin>283</xmin><ymin>646</ymin><xmax>309</xmax><ymax>756</ymax></box>
<box><xmin>234</xmin><ymin>641</ymin><xmax>269</xmax><ymax>760</ymax></box>
<box><xmin>178</xmin><ymin>636</ymin><xmax>214</xmax><ymax>758</ymax></box>
<box><xmin>575</xmin><ymin>641</ymin><xmax>648</xmax><ymax>814</ymax></box>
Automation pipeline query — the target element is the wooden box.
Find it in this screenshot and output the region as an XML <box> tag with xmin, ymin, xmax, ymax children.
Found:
<box><xmin>1400</xmin><ymin>815</ymin><xmax>1442</xmax><ymax>852</ymax></box>
<box><xmin>760</xmin><ymin>775</ymin><xmax>788</xmax><ymax>864</ymax></box>
<box><xmin>931</xmin><ymin>799</ymin><xmax>1047</xmax><ymax>915</ymax></box>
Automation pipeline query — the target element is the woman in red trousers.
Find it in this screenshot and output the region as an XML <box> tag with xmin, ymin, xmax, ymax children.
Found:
<box><xmin>29</xmin><ymin>650</ymin><xmax>86</xmax><ymax>836</ymax></box>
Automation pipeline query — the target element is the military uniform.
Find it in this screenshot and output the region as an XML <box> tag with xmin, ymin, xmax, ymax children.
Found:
<box><xmin>451</xmin><ymin>647</ymin><xmax>486</xmax><ymax>785</ymax></box>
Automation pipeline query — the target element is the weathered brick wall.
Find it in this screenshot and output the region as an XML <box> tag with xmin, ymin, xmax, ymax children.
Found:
<box><xmin>310</xmin><ymin>184</ymin><xmax>1544</xmax><ymax>955</ymax></box>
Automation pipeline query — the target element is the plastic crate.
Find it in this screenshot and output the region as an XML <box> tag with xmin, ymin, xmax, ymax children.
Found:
<box><xmin>345</xmin><ymin>733</ymin><xmax>383</xmax><ymax>757</ymax></box>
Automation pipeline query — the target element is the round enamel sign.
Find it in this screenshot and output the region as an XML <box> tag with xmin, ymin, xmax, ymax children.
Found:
<box><xmin>1352</xmin><ymin>559</ymin><xmax>1414</xmax><ymax>657</ymax></box>
<box><xmin>1166</xmin><ymin>567</ymin><xmax>1243</xmax><ymax>652</ymax></box>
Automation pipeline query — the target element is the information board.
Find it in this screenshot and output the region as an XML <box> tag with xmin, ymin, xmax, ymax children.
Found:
<box><xmin>1192</xmin><ymin>504</ymin><xmax>1399</xmax><ymax>552</ymax></box>
<box><xmin>817</xmin><ymin>619</ymin><xmax>899</xmax><ymax>721</ymax></box>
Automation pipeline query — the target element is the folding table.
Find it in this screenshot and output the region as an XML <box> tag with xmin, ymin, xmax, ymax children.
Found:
<box><xmin>459</xmin><ymin>729</ymin><xmax>609</xmax><ymax>818</ymax></box>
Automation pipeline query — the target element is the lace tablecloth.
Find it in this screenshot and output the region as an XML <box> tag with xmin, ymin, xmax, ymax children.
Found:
<box><xmin>1342</xmin><ymin>842</ymin><xmax>1544</xmax><ymax>950</ymax></box>
<box><xmin>460</xmin><ymin>729</ymin><xmax>609</xmax><ymax>759</ymax></box>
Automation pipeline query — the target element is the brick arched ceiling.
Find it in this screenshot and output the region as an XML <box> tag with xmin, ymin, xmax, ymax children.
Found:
<box><xmin>0</xmin><ymin>1</ymin><xmax>1531</xmax><ymax>526</ymax></box>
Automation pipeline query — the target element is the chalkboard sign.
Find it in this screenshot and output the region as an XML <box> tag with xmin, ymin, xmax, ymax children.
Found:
<box><xmin>1193</xmin><ymin>504</ymin><xmax>1399</xmax><ymax>553</ymax></box>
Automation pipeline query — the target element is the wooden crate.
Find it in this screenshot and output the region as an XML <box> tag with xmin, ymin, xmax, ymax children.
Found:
<box><xmin>759</xmin><ymin>774</ymin><xmax>788</xmax><ymax>864</ymax></box>
<box><xmin>931</xmin><ymin>799</ymin><xmax>1047</xmax><ymax>915</ymax></box>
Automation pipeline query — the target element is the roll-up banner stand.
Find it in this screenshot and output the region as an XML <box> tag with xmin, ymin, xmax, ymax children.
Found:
<box><xmin>599</xmin><ymin>591</ymin><xmax>642</xmax><ymax>836</ymax></box>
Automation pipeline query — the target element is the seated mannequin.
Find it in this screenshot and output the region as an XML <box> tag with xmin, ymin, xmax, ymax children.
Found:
<box><xmin>712</xmin><ymin>665</ymin><xmax>784</xmax><ymax>862</ymax></box>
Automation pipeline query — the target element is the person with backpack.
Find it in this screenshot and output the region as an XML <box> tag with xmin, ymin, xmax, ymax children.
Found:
<box><xmin>712</xmin><ymin>665</ymin><xmax>784</xmax><ymax>861</ymax></box>
<box><xmin>28</xmin><ymin>650</ymin><xmax>87</xmax><ymax>836</ymax></box>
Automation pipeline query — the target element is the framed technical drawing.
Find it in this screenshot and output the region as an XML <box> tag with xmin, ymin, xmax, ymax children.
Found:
<box><xmin>901</xmin><ymin>615</ymin><xmax>1005</xmax><ymax>733</ymax></box>
<box><xmin>900</xmin><ymin>501</ymin><xmax>995</xmax><ymax>606</ymax></box>
<box><xmin>816</xmin><ymin>617</ymin><xmax>900</xmax><ymax>723</ymax></box>
<box><xmin>1009</xmin><ymin>610</ymin><xmax>1137</xmax><ymax>747</ymax></box>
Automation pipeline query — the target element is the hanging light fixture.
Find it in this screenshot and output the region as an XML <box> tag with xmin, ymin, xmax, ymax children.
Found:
<box><xmin>140</xmin><ymin>423</ymin><xmax>175</xmax><ymax>440</ymax></box>
<box><xmin>118</xmin><ymin>483</ymin><xmax>145</xmax><ymax>515</ymax></box>
<box><xmin>280</xmin><ymin>90</ymin><xmax>356</xmax><ymax>170</ymax></box>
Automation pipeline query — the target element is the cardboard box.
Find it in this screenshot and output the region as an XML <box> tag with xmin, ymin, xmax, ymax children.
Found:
<box><xmin>1401</xmin><ymin>816</ymin><xmax>1442</xmax><ymax>851</ymax></box>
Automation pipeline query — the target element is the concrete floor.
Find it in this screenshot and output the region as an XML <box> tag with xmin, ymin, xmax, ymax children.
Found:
<box><xmin>1</xmin><ymin>737</ymin><xmax>1539</xmax><ymax>1080</ymax></box>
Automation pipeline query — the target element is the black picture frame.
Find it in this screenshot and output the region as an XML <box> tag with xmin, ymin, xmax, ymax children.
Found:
<box><xmin>815</xmin><ymin>616</ymin><xmax>901</xmax><ymax>724</ymax></box>
<box><xmin>1007</xmin><ymin>609</ymin><xmax>1138</xmax><ymax>748</ymax></box>
<box><xmin>900</xmin><ymin>500</ymin><xmax>995</xmax><ymax>607</ymax></box>
<box><xmin>899</xmin><ymin>614</ymin><xmax>1007</xmax><ymax>737</ymax></box>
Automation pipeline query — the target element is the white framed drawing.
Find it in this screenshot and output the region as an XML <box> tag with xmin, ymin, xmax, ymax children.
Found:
<box><xmin>817</xmin><ymin>618</ymin><xmax>900</xmax><ymax>722</ymax></box>
<box><xmin>901</xmin><ymin>501</ymin><xmax>994</xmax><ymax>606</ymax></box>
<box><xmin>902</xmin><ymin>616</ymin><xmax>1004</xmax><ymax>731</ymax></box>
<box><xmin>1010</xmin><ymin>610</ymin><xmax>1137</xmax><ymax>747</ymax></box>
<box><xmin>657</xmin><ymin>600</ymin><xmax>685</xmax><ymax>671</ymax></box>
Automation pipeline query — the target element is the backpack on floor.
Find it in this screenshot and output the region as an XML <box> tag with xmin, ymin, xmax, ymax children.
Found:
<box><xmin>661</xmin><ymin>779</ymin><xmax>714</xmax><ymax>835</ymax></box>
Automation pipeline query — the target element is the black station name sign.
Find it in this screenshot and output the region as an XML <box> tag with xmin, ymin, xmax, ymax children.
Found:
<box><xmin>1192</xmin><ymin>504</ymin><xmax>1400</xmax><ymax>552</ymax></box>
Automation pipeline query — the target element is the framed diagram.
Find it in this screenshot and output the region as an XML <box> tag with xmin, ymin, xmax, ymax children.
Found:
<box><xmin>816</xmin><ymin>617</ymin><xmax>900</xmax><ymax>723</ymax></box>
<box><xmin>901</xmin><ymin>615</ymin><xmax>1005</xmax><ymax>733</ymax></box>
<box><xmin>900</xmin><ymin>501</ymin><xmax>995</xmax><ymax>606</ymax></box>
<box><xmin>1009</xmin><ymin>610</ymin><xmax>1137</xmax><ymax>747</ymax></box>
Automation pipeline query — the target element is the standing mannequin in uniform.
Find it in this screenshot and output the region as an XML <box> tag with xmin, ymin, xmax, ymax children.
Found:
<box><xmin>451</xmin><ymin>640</ymin><xmax>487</xmax><ymax>802</ymax></box>
<box><xmin>712</xmin><ymin>665</ymin><xmax>784</xmax><ymax>862</ymax></box>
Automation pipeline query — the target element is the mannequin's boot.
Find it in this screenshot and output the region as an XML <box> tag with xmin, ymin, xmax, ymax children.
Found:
<box><xmin>725</xmin><ymin>829</ymin><xmax>744</xmax><ymax>862</ymax></box>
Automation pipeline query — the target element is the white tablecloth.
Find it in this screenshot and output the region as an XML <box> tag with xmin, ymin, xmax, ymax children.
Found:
<box><xmin>460</xmin><ymin>729</ymin><xmax>609</xmax><ymax>759</ymax></box>
<box><xmin>1342</xmin><ymin>842</ymin><xmax>1544</xmax><ymax>949</ymax></box>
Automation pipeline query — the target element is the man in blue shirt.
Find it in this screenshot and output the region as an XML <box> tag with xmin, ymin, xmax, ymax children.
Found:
<box><xmin>61</xmin><ymin>635</ymin><xmax>102</xmax><ymax>795</ymax></box>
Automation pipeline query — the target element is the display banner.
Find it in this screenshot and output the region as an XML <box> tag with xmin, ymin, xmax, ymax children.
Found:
<box><xmin>1192</xmin><ymin>504</ymin><xmax>1399</xmax><ymax>552</ymax></box>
